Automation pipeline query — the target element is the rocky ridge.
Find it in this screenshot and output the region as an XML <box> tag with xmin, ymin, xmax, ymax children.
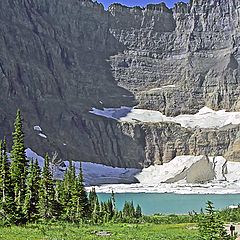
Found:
<box><xmin>0</xmin><ymin>0</ymin><xmax>240</xmax><ymax>168</ymax></box>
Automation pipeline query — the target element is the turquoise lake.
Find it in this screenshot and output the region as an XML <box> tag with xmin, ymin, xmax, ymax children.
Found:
<box><xmin>98</xmin><ymin>193</ymin><xmax>240</xmax><ymax>215</ymax></box>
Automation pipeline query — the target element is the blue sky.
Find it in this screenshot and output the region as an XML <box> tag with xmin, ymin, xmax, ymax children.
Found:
<box><xmin>98</xmin><ymin>0</ymin><xmax>188</xmax><ymax>9</ymax></box>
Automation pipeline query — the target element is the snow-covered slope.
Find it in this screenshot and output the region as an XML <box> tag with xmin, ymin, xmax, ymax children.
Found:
<box><xmin>25</xmin><ymin>148</ymin><xmax>139</xmax><ymax>186</ymax></box>
<box><xmin>90</xmin><ymin>106</ymin><xmax>240</xmax><ymax>129</ymax></box>
<box><xmin>90</xmin><ymin>156</ymin><xmax>240</xmax><ymax>194</ymax></box>
<box><xmin>25</xmin><ymin>148</ymin><xmax>240</xmax><ymax>194</ymax></box>
<box><xmin>136</xmin><ymin>156</ymin><xmax>203</xmax><ymax>183</ymax></box>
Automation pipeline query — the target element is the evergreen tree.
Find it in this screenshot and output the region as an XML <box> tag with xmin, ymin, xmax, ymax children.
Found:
<box><xmin>10</xmin><ymin>110</ymin><xmax>28</xmax><ymax>223</ymax></box>
<box><xmin>89</xmin><ymin>187</ymin><xmax>101</xmax><ymax>223</ymax></box>
<box><xmin>135</xmin><ymin>204</ymin><xmax>142</xmax><ymax>218</ymax></box>
<box><xmin>92</xmin><ymin>196</ymin><xmax>100</xmax><ymax>223</ymax></box>
<box><xmin>123</xmin><ymin>201</ymin><xmax>135</xmax><ymax>218</ymax></box>
<box><xmin>111</xmin><ymin>190</ymin><xmax>116</xmax><ymax>213</ymax></box>
<box><xmin>61</xmin><ymin>161</ymin><xmax>78</xmax><ymax>221</ymax></box>
<box><xmin>55</xmin><ymin>180</ymin><xmax>63</xmax><ymax>205</ymax></box>
<box><xmin>89</xmin><ymin>188</ymin><xmax>98</xmax><ymax>213</ymax></box>
<box><xmin>198</xmin><ymin>201</ymin><xmax>233</xmax><ymax>240</ymax></box>
<box><xmin>75</xmin><ymin>162</ymin><xmax>89</xmax><ymax>219</ymax></box>
<box><xmin>38</xmin><ymin>154</ymin><xmax>56</xmax><ymax>219</ymax></box>
<box><xmin>0</xmin><ymin>138</ymin><xmax>14</xmax><ymax>223</ymax></box>
<box><xmin>23</xmin><ymin>159</ymin><xmax>41</xmax><ymax>222</ymax></box>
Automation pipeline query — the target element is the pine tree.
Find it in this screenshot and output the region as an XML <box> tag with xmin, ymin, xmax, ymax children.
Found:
<box><xmin>88</xmin><ymin>187</ymin><xmax>101</xmax><ymax>223</ymax></box>
<box><xmin>92</xmin><ymin>197</ymin><xmax>100</xmax><ymax>223</ymax></box>
<box><xmin>123</xmin><ymin>201</ymin><xmax>135</xmax><ymax>218</ymax></box>
<box><xmin>61</xmin><ymin>161</ymin><xmax>78</xmax><ymax>221</ymax></box>
<box><xmin>38</xmin><ymin>153</ymin><xmax>56</xmax><ymax>219</ymax></box>
<box><xmin>0</xmin><ymin>140</ymin><xmax>3</xmax><ymax>203</ymax></box>
<box><xmin>10</xmin><ymin>110</ymin><xmax>28</xmax><ymax>223</ymax></box>
<box><xmin>111</xmin><ymin>190</ymin><xmax>116</xmax><ymax>213</ymax></box>
<box><xmin>89</xmin><ymin>187</ymin><xmax>98</xmax><ymax>213</ymax></box>
<box><xmin>135</xmin><ymin>204</ymin><xmax>142</xmax><ymax>218</ymax></box>
<box><xmin>23</xmin><ymin>159</ymin><xmax>41</xmax><ymax>222</ymax></box>
<box><xmin>198</xmin><ymin>201</ymin><xmax>233</xmax><ymax>240</ymax></box>
<box><xmin>75</xmin><ymin>162</ymin><xmax>89</xmax><ymax>219</ymax></box>
<box><xmin>0</xmin><ymin>138</ymin><xmax>14</xmax><ymax>223</ymax></box>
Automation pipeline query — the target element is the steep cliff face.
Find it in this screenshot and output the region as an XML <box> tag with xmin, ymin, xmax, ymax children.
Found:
<box><xmin>109</xmin><ymin>0</ymin><xmax>240</xmax><ymax>115</ymax></box>
<box><xmin>0</xmin><ymin>0</ymin><xmax>240</xmax><ymax>167</ymax></box>
<box><xmin>0</xmin><ymin>0</ymin><xmax>136</xmax><ymax>164</ymax></box>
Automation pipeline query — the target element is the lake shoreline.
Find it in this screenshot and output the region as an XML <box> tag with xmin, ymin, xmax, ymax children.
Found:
<box><xmin>87</xmin><ymin>181</ymin><xmax>240</xmax><ymax>195</ymax></box>
<box><xmin>97</xmin><ymin>192</ymin><xmax>240</xmax><ymax>215</ymax></box>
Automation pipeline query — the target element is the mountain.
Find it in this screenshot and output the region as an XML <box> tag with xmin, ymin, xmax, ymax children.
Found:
<box><xmin>0</xmin><ymin>0</ymin><xmax>240</xmax><ymax>168</ymax></box>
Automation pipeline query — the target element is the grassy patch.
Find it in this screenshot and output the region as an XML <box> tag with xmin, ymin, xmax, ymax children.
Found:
<box><xmin>0</xmin><ymin>222</ymin><xmax>198</xmax><ymax>240</ymax></box>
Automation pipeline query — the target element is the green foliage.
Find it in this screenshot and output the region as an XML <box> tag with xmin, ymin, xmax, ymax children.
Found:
<box><xmin>123</xmin><ymin>201</ymin><xmax>135</xmax><ymax>218</ymax></box>
<box><xmin>197</xmin><ymin>201</ymin><xmax>235</xmax><ymax>240</ymax></box>
<box><xmin>218</xmin><ymin>207</ymin><xmax>240</xmax><ymax>223</ymax></box>
<box><xmin>135</xmin><ymin>204</ymin><xmax>142</xmax><ymax>218</ymax></box>
<box><xmin>23</xmin><ymin>160</ymin><xmax>41</xmax><ymax>222</ymax></box>
<box><xmin>0</xmin><ymin>109</ymin><xmax>147</xmax><ymax>226</ymax></box>
<box><xmin>60</xmin><ymin>161</ymin><xmax>89</xmax><ymax>222</ymax></box>
<box><xmin>75</xmin><ymin>162</ymin><xmax>89</xmax><ymax>219</ymax></box>
<box><xmin>39</xmin><ymin>154</ymin><xmax>60</xmax><ymax>220</ymax></box>
<box><xmin>0</xmin><ymin>222</ymin><xmax>199</xmax><ymax>240</ymax></box>
<box><xmin>0</xmin><ymin>138</ymin><xmax>14</xmax><ymax>224</ymax></box>
<box><xmin>10</xmin><ymin>110</ymin><xmax>28</xmax><ymax>224</ymax></box>
<box><xmin>89</xmin><ymin>187</ymin><xmax>100</xmax><ymax>223</ymax></box>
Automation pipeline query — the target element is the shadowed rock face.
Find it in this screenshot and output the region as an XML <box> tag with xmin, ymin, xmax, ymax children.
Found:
<box><xmin>1</xmin><ymin>0</ymin><xmax>240</xmax><ymax>167</ymax></box>
<box><xmin>0</xmin><ymin>0</ymin><xmax>136</xmax><ymax>165</ymax></box>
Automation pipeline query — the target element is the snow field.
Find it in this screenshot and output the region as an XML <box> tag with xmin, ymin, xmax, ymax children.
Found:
<box><xmin>90</xmin><ymin>106</ymin><xmax>240</xmax><ymax>129</ymax></box>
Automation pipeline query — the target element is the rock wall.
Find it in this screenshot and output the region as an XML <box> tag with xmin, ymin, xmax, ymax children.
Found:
<box><xmin>0</xmin><ymin>0</ymin><xmax>240</xmax><ymax>167</ymax></box>
<box><xmin>0</xmin><ymin>0</ymin><xmax>136</xmax><ymax>163</ymax></box>
<box><xmin>109</xmin><ymin>0</ymin><xmax>240</xmax><ymax>115</ymax></box>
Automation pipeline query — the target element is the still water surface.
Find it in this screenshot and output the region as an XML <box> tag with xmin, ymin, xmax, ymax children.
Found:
<box><xmin>98</xmin><ymin>193</ymin><xmax>240</xmax><ymax>215</ymax></box>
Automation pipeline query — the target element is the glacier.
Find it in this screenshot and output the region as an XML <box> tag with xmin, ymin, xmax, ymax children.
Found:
<box><xmin>25</xmin><ymin>148</ymin><xmax>240</xmax><ymax>195</ymax></box>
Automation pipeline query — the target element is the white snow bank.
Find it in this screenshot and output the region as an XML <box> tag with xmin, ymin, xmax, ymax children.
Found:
<box><xmin>24</xmin><ymin>148</ymin><xmax>240</xmax><ymax>194</ymax></box>
<box><xmin>224</xmin><ymin>161</ymin><xmax>240</xmax><ymax>182</ymax></box>
<box><xmin>136</xmin><ymin>155</ymin><xmax>230</xmax><ymax>185</ymax></box>
<box><xmin>90</xmin><ymin>181</ymin><xmax>240</xmax><ymax>195</ymax></box>
<box><xmin>90</xmin><ymin>106</ymin><xmax>240</xmax><ymax>129</ymax></box>
<box><xmin>89</xmin><ymin>155</ymin><xmax>240</xmax><ymax>194</ymax></box>
<box><xmin>136</xmin><ymin>156</ymin><xmax>203</xmax><ymax>184</ymax></box>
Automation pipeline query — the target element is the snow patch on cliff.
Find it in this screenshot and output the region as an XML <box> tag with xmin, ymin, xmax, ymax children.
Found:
<box><xmin>38</xmin><ymin>133</ymin><xmax>47</xmax><ymax>139</ymax></box>
<box><xmin>33</xmin><ymin>125</ymin><xmax>42</xmax><ymax>131</ymax></box>
<box><xmin>90</xmin><ymin>106</ymin><xmax>240</xmax><ymax>129</ymax></box>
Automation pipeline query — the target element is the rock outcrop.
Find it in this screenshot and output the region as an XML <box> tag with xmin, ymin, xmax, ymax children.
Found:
<box><xmin>225</xmin><ymin>131</ymin><xmax>240</xmax><ymax>162</ymax></box>
<box><xmin>186</xmin><ymin>156</ymin><xmax>215</xmax><ymax>183</ymax></box>
<box><xmin>0</xmin><ymin>0</ymin><xmax>240</xmax><ymax>167</ymax></box>
<box><xmin>165</xmin><ymin>156</ymin><xmax>215</xmax><ymax>184</ymax></box>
